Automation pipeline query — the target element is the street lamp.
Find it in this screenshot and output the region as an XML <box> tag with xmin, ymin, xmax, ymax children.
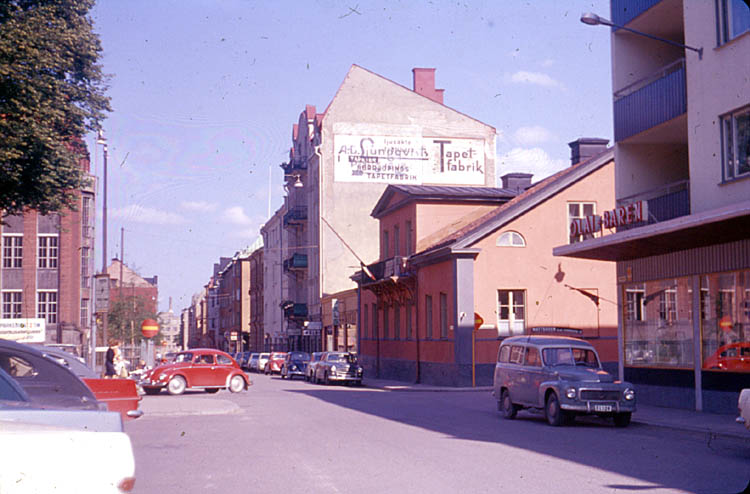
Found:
<box><xmin>580</xmin><ymin>12</ymin><xmax>703</xmax><ymax>59</ymax></box>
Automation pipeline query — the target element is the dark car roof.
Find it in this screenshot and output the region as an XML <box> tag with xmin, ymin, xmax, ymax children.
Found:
<box><xmin>35</xmin><ymin>345</ymin><xmax>97</xmax><ymax>378</ymax></box>
<box><xmin>500</xmin><ymin>335</ymin><xmax>594</xmax><ymax>348</ymax></box>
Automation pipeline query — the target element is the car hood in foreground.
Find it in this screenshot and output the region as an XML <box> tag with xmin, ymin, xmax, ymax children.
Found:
<box><xmin>553</xmin><ymin>366</ymin><xmax>616</xmax><ymax>383</ymax></box>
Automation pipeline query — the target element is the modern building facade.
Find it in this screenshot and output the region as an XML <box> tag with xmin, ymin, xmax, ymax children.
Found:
<box><xmin>555</xmin><ymin>0</ymin><xmax>750</xmax><ymax>412</ymax></box>
<box><xmin>280</xmin><ymin>66</ymin><xmax>498</xmax><ymax>352</ymax></box>
<box><xmin>261</xmin><ymin>205</ymin><xmax>288</xmax><ymax>351</ymax></box>
<box><xmin>359</xmin><ymin>143</ymin><xmax>618</xmax><ymax>386</ymax></box>
<box><xmin>0</xmin><ymin>149</ymin><xmax>96</xmax><ymax>353</ymax></box>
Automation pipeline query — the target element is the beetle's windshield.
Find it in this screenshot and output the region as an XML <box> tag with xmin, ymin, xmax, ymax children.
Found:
<box><xmin>543</xmin><ymin>347</ymin><xmax>599</xmax><ymax>368</ymax></box>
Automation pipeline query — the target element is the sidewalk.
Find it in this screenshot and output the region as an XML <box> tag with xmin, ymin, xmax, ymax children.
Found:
<box><xmin>362</xmin><ymin>377</ymin><xmax>749</xmax><ymax>440</ymax></box>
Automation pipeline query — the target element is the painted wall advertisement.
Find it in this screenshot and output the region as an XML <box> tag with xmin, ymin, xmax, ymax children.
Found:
<box><xmin>334</xmin><ymin>135</ymin><xmax>486</xmax><ymax>185</ymax></box>
<box><xmin>0</xmin><ymin>318</ymin><xmax>46</xmax><ymax>343</ymax></box>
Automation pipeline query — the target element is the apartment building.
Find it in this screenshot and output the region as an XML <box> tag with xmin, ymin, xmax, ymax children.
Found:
<box><xmin>0</xmin><ymin>151</ymin><xmax>96</xmax><ymax>353</ymax></box>
<box><xmin>555</xmin><ymin>0</ymin><xmax>750</xmax><ymax>412</ymax></box>
<box><xmin>279</xmin><ymin>65</ymin><xmax>498</xmax><ymax>352</ymax></box>
<box><xmin>261</xmin><ymin>205</ymin><xmax>287</xmax><ymax>351</ymax></box>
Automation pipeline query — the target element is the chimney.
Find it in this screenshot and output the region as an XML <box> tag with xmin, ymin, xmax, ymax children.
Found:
<box><xmin>568</xmin><ymin>138</ymin><xmax>609</xmax><ymax>166</ymax></box>
<box><xmin>501</xmin><ymin>173</ymin><xmax>533</xmax><ymax>193</ymax></box>
<box><xmin>412</xmin><ymin>68</ymin><xmax>444</xmax><ymax>104</ymax></box>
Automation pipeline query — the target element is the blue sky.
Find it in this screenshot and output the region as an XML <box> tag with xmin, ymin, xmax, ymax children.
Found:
<box><xmin>87</xmin><ymin>0</ymin><xmax>613</xmax><ymax>313</ymax></box>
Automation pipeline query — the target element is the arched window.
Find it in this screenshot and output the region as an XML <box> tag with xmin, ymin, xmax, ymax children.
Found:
<box><xmin>496</xmin><ymin>231</ymin><xmax>526</xmax><ymax>247</ymax></box>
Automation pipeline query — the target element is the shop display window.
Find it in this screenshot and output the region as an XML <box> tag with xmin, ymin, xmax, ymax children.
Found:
<box><xmin>623</xmin><ymin>277</ymin><xmax>693</xmax><ymax>368</ymax></box>
<box><xmin>701</xmin><ymin>270</ymin><xmax>750</xmax><ymax>373</ymax></box>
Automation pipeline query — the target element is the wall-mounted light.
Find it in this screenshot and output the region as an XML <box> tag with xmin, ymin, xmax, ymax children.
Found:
<box><xmin>284</xmin><ymin>174</ymin><xmax>303</xmax><ymax>188</ymax></box>
<box><xmin>580</xmin><ymin>12</ymin><xmax>702</xmax><ymax>59</ymax></box>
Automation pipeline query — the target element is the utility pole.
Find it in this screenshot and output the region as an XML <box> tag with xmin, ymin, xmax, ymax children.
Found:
<box><xmin>96</xmin><ymin>130</ymin><xmax>110</xmax><ymax>350</ymax></box>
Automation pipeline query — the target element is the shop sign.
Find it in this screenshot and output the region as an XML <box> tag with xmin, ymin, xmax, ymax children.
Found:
<box><xmin>530</xmin><ymin>326</ymin><xmax>583</xmax><ymax>335</ymax></box>
<box><xmin>0</xmin><ymin>318</ymin><xmax>46</xmax><ymax>343</ymax></box>
<box><xmin>334</xmin><ymin>135</ymin><xmax>485</xmax><ymax>185</ymax></box>
<box><xmin>570</xmin><ymin>200</ymin><xmax>648</xmax><ymax>238</ymax></box>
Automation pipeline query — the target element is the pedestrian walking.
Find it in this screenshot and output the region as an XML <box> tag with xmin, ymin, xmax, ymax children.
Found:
<box><xmin>105</xmin><ymin>339</ymin><xmax>120</xmax><ymax>378</ymax></box>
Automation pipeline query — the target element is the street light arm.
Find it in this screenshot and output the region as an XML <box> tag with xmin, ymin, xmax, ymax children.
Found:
<box><xmin>580</xmin><ymin>12</ymin><xmax>702</xmax><ymax>59</ymax></box>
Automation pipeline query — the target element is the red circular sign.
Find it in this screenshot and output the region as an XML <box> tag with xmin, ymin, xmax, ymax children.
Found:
<box><xmin>141</xmin><ymin>318</ymin><xmax>159</xmax><ymax>338</ymax></box>
<box><xmin>719</xmin><ymin>315</ymin><xmax>733</xmax><ymax>332</ymax></box>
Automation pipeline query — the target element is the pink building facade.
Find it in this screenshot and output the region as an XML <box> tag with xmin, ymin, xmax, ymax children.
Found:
<box><xmin>358</xmin><ymin>142</ymin><xmax>618</xmax><ymax>386</ymax></box>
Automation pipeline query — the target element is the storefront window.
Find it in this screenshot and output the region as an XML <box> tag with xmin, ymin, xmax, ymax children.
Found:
<box><xmin>701</xmin><ymin>270</ymin><xmax>750</xmax><ymax>372</ymax></box>
<box><xmin>623</xmin><ymin>277</ymin><xmax>693</xmax><ymax>367</ymax></box>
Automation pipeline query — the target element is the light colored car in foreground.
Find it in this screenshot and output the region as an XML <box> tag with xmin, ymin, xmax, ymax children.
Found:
<box><xmin>306</xmin><ymin>352</ymin><xmax>325</xmax><ymax>381</ymax></box>
<box><xmin>738</xmin><ymin>388</ymin><xmax>750</xmax><ymax>431</ymax></box>
<box><xmin>493</xmin><ymin>335</ymin><xmax>636</xmax><ymax>427</ymax></box>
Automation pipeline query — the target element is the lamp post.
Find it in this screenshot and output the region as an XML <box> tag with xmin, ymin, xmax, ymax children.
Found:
<box><xmin>96</xmin><ymin>130</ymin><xmax>109</xmax><ymax>351</ymax></box>
<box><xmin>580</xmin><ymin>12</ymin><xmax>703</xmax><ymax>59</ymax></box>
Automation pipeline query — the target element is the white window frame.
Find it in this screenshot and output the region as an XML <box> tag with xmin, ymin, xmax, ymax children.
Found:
<box><xmin>719</xmin><ymin>0</ymin><xmax>750</xmax><ymax>44</ymax></box>
<box><xmin>496</xmin><ymin>231</ymin><xmax>526</xmax><ymax>247</ymax></box>
<box><xmin>37</xmin><ymin>290</ymin><xmax>58</xmax><ymax>324</ymax></box>
<box><xmin>37</xmin><ymin>234</ymin><xmax>59</xmax><ymax>269</ymax></box>
<box><xmin>721</xmin><ymin>105</ymin><xmax>750</xmax><ymax>181</ymax></box>
<box><xmin>2</xmin><ymin>234</ymin><xmax>23</xmax><ymax>268</ymax></box>
<box><xmin>497</xmin><ymin>290</ymin><xmax>525</xmax><ymax>336</ymax></box>
<box><xmin>568</xmin><ymin>202</ymin><xmax>596</xmax><ymax>244</ymax></box>
<box><xmin>80</xmin><ymin>299</ymin><xmax>89</xmax><ymax>328</ymax></box>
<box><xmin>2</xmin><ymin>290</ymin><xmax>23</xmax><ymax>319</ymax></box>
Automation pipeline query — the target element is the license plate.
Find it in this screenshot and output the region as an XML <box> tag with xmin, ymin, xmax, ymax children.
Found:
<box><xmin>594</xmin><ymin>404</ymin><xmax>613</xmax><ymax>412</ymax></box>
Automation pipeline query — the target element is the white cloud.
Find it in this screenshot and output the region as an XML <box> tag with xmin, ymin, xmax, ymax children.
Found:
<box><xmin>180</xmin><ymin>200</ymin><xmax>218</xmax><ymax>212</ymax></box>
<box><xmin>111</xmin><ymin>205</ymin><xmax>187</xmax><ymax>225</ymax></box>
<box><xmin>510</xmin><ymin>70</ymin><xmax>563</xmax><ymax>89</ymax></box>
<box><xmin>222</xmin><ymin>206</ymin><xmax>253</xmax><ymax>225</ymax></box>
<box><xmin>513</xmin><ymin>126</ymin><xmax>555</xmax><ymax>147</ymax></box>
<box><xmin>541</xmin><ymin>59</ymin><xmax>555</xmax><ymax>67</ymax></box>
<box><xmin>498</xmin><ymin>147</ymin><xmax>568</xmax><ymax>181</ymax></box>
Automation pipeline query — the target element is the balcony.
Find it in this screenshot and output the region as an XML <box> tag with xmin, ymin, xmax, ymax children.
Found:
<box><xmin>361</xmin><ymin>256</ymin><xmax>409</xmax><ymax>285</ymax></box>
<box><xmin>611</xmin><ymin>0</ymin><xmax>661</xmax><ymax>27</ymax></box>
<box><xmin>283</xmin><ymin>253</ymin><xmax>308</xmax><ymax>272</ymax></box>
<box><xmin>283</xmin><ymin>206</ymin><xmax>307</xmax><ymax>227</ymax></box>
<box><xmin>282</xmin><ymin>302</ymin><xmax>308</xmax><ymax>319</ymax></box>
<box><xmin>614</xmin><ymin>59</ymin><xmax>686</xmax><ymax>142</ymax></box>
<box><xmin>616</xmin><ymin>179</ymin><xmax>690</xmax><ymax>231</ymax></box>
<box><xmin>281</xmin><ymin>157</ymin><xmax>307</xmax><ymax>174</ymax></box>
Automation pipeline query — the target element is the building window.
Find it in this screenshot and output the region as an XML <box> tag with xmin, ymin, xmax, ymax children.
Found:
<box><xmin>425</xmin><ymin>294</ymin><xmax>433</xmax><ymax>339</ymax></box>
<box><xmin>439</xmin><ymin>293</ymin><xmax>448</xmax><ymax>338</ymax></box>
<box><xmin>363</xmin><ymin>303</ymin><xmax>369</xmax><ymax>339</ymax></box>
<box><xmin>81</xmin><ymin>247</ymin><xmax>91</xmax><ymax>288</ymax></box>
<box><xmin>497</xmin><ymin>290</ymin><xmax>525</xmax><ymax>336</ymax></box>
<box><xmin>394</xmin><ymin>303</ymin><xmax>401</xmax><ymax>339</ymax></box>
<box><xmin>82</xmin><ymin>196</ymin><xmax>93</xmax><ymax>238</ymax></box>
<box><xmin>623</xmin><ymin>278</ymin><xmax>694</xmax><ymax>368</ymax></box>
<box><xmin>393</xmin><ymin>225</ymin><xmax>400</xmax><ymax>256</ymax></box>
<box><xmin>722</xmin><ymin>105</ymin><xmax>750</xmax><ymax>181</ymax></box>
<box><xmin>406</xmin><ymin>303</ymin><xmax>413</xmax><ymax>339</ymax></box>
<box><xmin>372</xmin><ymin>303</ymin><xmax>378</xmax><ymax>339</ymax></box>
<box><xmin>383</xmin><ymin>230</ymin><xmax>390</xmax><ymax>259</ymax></box>
<box><xmin>701</xmin><ymin>271</ymin><xmax>750</xmax><ymax>372</ymax></box>
<box><xmin>37</xmin><ymin>291</ymin><xmax>58</xmax><ymax>324</ymax></box>
<box><xmin>406</xmin><ymin>221</ymin><xmax>413</xmax><ymax>255</ymax></box>
<box><xmin>80</xmin><ymin>299</ymin><xmax>89</xmax><ymax>328</ymax></box>
<box><xmin>496</xmin><ymin>231</ymin><xmax>526</xmax><ymax>247</ymax></box>
<box><xmin>383</xmin><ymin>305</ymin><xmax>389</xmax><ymax>339</ymax></box>
<box><xmin>38</xmin><ymin>235</ymin><xmax>59</xmax><ymax>269</ymax></box>
<box><xmin>719</xmin><ymin>0</ymin><xmax>750</xmax><ymax>43</ymax></box>
<box><xmin>2</xmin><ymin>235</ymin><xmax>22</xmax><ymax>268</ymax></box>
<box><xmin>2</xmin><ymin>291</ymin><xmax>22</xmax><ymax>319</ymax></box>
<box><xmin>568</xmin><ymin>202</ymin><xmax>596</xmax><ymax>244</ymax></box>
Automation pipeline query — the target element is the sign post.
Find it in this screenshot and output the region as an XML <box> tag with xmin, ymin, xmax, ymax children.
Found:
<box><xmin>472</xmin><ymin>313</ymin><xmax>483</xmax><ymax>387</ymax></box>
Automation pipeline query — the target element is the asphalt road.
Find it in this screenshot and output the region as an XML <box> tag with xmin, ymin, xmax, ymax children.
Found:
<box><xmin>125</xmin><ymin>373</ymin><xmax>750</xmax><ymax>494</ymax></box>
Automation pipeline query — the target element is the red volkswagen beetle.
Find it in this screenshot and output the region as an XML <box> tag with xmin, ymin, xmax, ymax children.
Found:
<box><xmin>140</xmin><ymin>349</ymin><xmax>250</xmax><ymax>395</ymax></box>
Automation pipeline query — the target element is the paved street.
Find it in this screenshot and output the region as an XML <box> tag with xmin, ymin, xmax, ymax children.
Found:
<box><xmin>125</xmin><ymin>374</ymin><xmax>750</xmax><ymax>494</ymax></box>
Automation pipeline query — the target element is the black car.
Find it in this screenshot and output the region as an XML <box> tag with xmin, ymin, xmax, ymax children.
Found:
<box><xmin>0</xmin><ymin>339</ymin><xmax>103</xmax><ymax>411</ymax></box>
<box><xmin>280</xmin><ymin>351</ymin><xmax>310</xmax><ymax>380</ymax></box>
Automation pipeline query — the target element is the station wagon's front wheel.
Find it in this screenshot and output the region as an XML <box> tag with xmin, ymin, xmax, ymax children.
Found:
<box><xmin>545</xmin><ymin>393</ymin><xmax>564</xmax><ymax>426</ymax></box>
<box><xmin>500</xmin><ymin>390</ymin><xmax>518</xmax><ymax>419</ymax></box>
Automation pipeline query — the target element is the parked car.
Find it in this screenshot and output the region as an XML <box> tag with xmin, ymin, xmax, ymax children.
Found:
<box><xmin>703</xmin><ymin>342</ymin><xmax>750</xmax><ymax>371</ymax></box>
<box><xmin>306</xmin><ymin>352</ymin><xmax>325</xmax><ymax>381</ymax></box>
<box><xmin>37</xmin><ymin>345</ymin><xmax>143</xmax><ymax>421</ymax></box>
<box><xmin>238</xmin><ymin>351</ymin><xmax>251</xmax><ymax>370</ymax></box>
<box><xmin>258</xmin><ymin>352</ymin><xmax>270</xmax><ymax>373</ymax></box>
<box><xmin>492</xmin><ymin>335</ymin><xmax>636</xmax><ymax>427</ymax></box>
<box><xmin>264</xmin><ymin>352</ymin><xmax>287</xmax><ymax>375</ymax></box>
<box><xmin>738</xmin><ymin>388</ymin><xmax>750</xmax><ymax>431</ymax></box>
<box><xmin>281</xmin><ymin>351</ymin><xmax>310</xmax><ymax>380</ymax></box>
<box><xmin>313</xmin><ymin>352</ymin><xmax>363</xmax><ymax>385</ymax></box>
<box><xmin>139</xmin><ymin>349</ymin><xmax>250</xmax><ymax>395</ymax></box>
<box><xmin>248</xmin><ymin>353</ymin><xmax>260</xmax><ymax>372</ymax></box>
<box><xmin>0</xmin><ymin>338</ymin><xmax>103</xmax><ymax>412</ymax></box>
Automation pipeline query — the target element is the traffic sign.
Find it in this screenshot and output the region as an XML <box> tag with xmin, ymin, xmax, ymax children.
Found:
<box><xmin>474</xmin><ymin>313</ymin><xmax>483</xmax><ymax>332</ymax></box>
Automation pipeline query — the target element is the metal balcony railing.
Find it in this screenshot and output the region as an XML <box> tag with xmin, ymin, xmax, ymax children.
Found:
<box><xmin>283</xmin><ymin>302</ymin><xmax>308</xmax><ymax>319</ymax></box>
<box><xmin>361</xmin><ymin>256</ymin><xmax>409</xmax><ymax>284</ymax></box>
<box><xmin>283</xmin><ymin>253</ymin><xmax>308</xmax><ymax>272</ymax></box>
<box><xmin>281</xmin><ymin>157</ymin><xmax>307</xmax><ymax>174</ymax></box>
<box><xmin>283</xmin><ymin>206</ymin><xmax>308</xmax><ymax>227</ymax></box>
<box><xmin>614</xmin><ymin>59</ymin><xmax>686</xmax><ymax>142</ymax></box>
<box><xmin>616</xmin><ymin>179</ymin><xmax>690</xmax><ymax>231</ymax></box>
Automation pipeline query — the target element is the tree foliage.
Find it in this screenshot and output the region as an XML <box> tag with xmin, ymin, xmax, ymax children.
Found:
<box><xmin>0</xmin><ymin>0</ymin><xmax>110</xmax><ymax>217</ymax></box>
<box><xmin>107</xmin><ymin>296</ymin><xmax>163</xmax><ymax>346</ymax></box>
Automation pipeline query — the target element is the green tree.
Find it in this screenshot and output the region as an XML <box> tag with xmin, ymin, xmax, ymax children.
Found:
<box><xmin>107</xmin><ymin>296</ymin><xmax>163</xmax><ymax>346</ymax></box>
<box><xmin>0</xmin><ymin>0</ymin><xmax>110</xmax><ymax>217</ymax></box>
